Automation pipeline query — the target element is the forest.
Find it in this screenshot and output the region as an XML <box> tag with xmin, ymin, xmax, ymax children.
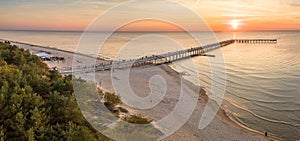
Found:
<box><xmin>0</xmin><ymin>42</ymin><xmax>110</xmax><ymax>141</ymax></box>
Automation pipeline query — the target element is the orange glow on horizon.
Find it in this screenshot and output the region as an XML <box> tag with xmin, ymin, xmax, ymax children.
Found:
<box><xmin>119</xmin><ymin>20</ymin><xmax>184</xmax><ymax>32</ymax></box>
<box><xmin>113</xmin><ymin>19</ymin><xmax>245</xmax><ymax>32</ymax></box>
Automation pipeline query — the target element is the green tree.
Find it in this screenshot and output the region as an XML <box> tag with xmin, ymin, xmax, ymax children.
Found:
<box><xmin>0</xmin><ymin>125</ymin><xmax>5</xmax><ymax>141</ymax></box>
<box><xmin>64</xmin><ymin>122</ymin><xmax>95</xmax><ymax>141</ymax></box>
<box><xmin>27</xmin><ymin>128</ymin><xmax>35</xmax><ymax>141</ymax></box>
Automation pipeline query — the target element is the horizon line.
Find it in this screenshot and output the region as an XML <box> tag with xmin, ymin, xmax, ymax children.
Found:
<box><xmin>1</xmin><ymin>29</ymin><xmax>300</xmax><ymax>33</ymax></box>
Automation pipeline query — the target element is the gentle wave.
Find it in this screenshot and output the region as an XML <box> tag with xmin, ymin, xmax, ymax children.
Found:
<box><xmin>222</xmin><ymin>108</ymin><xmax>283</xmax><ymax>141</ymax></box>
<box><xmin>224</xmin><ymin>98</ymin><xmax>300</xmax><ymax>128</ymax></box>
<box><xmin>252</xmin><ymin>102</ymin><xmax>300</xmax><ymax>112</ymax></box>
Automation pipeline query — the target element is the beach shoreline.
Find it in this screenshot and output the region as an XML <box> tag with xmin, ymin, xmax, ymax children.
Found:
<box><xmin>1</xmin><ymin>39</ymin><xmax>278</xmax><ymax>140</ymax></box>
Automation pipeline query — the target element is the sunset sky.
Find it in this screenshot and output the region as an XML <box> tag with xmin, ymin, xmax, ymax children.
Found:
<box><xmin>0</xmin><ymin>0</ymin><xmax>300</xmax><ymax>31</ymax></box>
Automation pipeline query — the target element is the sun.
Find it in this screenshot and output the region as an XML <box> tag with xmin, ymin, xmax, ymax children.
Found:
<box><xmin>231</xmin><ymin>20</ymin><xmax>239</xmax><ymax>30</ymax></box>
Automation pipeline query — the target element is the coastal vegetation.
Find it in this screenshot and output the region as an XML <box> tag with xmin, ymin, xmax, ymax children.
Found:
<box><xmin>0</xmin><ymin>42</ymin><xmax>109</xmax><ymax>140</ymax></box>
<box><xmin>123</xmin><ymin>115</ymin><xmax>152</xmax><ymax>124</ymax></box>
<box><xmin>0</xmin><ymin>42</ymin><xmax>158</xmax><ymax>140</ymax></box>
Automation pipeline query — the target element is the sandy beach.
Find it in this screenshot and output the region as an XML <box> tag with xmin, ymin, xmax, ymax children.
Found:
<box><xmin>7</xmin><ymin>40</ymin><xmax>276</xmax><ymax>141</ymax></box>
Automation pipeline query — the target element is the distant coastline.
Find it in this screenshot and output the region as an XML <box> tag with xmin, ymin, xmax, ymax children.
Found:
<box><xmin>1</xmin><ymin>29</ymin><xmax>300</xmax><ymax>33</ymax></box>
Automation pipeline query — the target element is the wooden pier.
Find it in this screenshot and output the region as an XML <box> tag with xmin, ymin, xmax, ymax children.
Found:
<box><xmin>234</xmin><ymin>39</ymin><xmax>277</xmax><ymax>44</ymax></box>
<box><xmin>59</xmin><ymin>39</ymin><xmax>277</xmax><ymax>74</ymax></box>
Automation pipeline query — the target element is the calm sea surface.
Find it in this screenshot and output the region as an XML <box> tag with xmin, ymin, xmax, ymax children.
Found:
<box><xmin>0</xmin><ymin>30</ymin><xmax>299</xmax><ymax>140</ymax></box>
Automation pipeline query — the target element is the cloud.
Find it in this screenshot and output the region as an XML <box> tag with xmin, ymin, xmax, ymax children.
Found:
<box><xmin>289</xmin><ymin>3</ymin><xmax>300</xmax><ymax>6</ymax></box>
<box><xmin>288</xmin><ymin>0</ymin><xmax>300</xmax><ymax>6</ymax></box>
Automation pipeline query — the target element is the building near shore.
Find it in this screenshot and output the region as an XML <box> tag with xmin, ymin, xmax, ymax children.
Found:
<box><xmin>35</xmin><ymin>51</ymin><xmax>53</xmax><ymax>61</ymax></box>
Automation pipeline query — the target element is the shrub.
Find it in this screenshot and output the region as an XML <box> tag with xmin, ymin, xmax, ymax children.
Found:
<box><xmin>123</xmin><ymin>115</ymin><xmax>153</xmax><ymax>124</ymax></box>
<box><xmin>104</xmin><ymin>92</ymin><xmax>121</xmax><ymax>106</ymax></box>
<box><xmin>118</xmin><ymin>107</ymin><xmax>129</xmax><ymax>113</ymax></box>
